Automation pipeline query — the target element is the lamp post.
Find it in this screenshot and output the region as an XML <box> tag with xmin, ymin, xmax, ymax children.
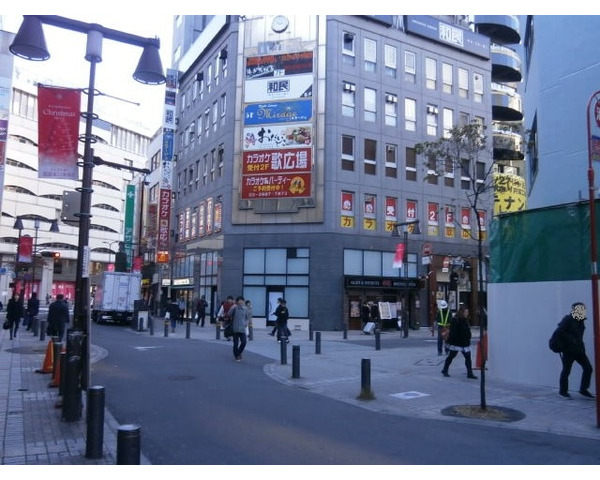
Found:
<box><xmin>393</xmin><ymin>219</ymin><xmax>421</xmax><ymax>338</ymax></box>
<box><xmin>586</xmin><ymin>90</ymin><xmax>600</xmax><ymax>427</ymax></box>
<box><xmin>10</xmin><ymin>15</ymin><xmax>165</xmax><ymax>398</ymax></box>
<box><xmin>103</xmin><ymin>240</ymin><xmax>121</xmax><ymax>269</ymax></box>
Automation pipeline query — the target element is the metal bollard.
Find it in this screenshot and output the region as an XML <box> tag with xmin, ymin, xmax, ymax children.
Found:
<box><xmin>51</xmin><ymin>339</ymin><xmax>62</xmax><ymax>387</ymax></box>
<box><xmin>292</xmin><ymin>345</ymin><xmax>300</xmax><ymax>378</ymax></box>
<box><xmin>309</xmin><ymin>322</ymin><xmax>313</xmax><ymax>341</ymax></box>
<box><xmin>62</xmin><ymin>354</ymin><xmax>82</xmax><ymax>422</ymax></box>
<box><xmin>375</xmin><ymin>330</ymin><xmax>381</xmax><ymax>351</ymax></box>
<box><xmin>164</xmin><ymin>320</ymin><xmax>169</xmax><ymax>337</ymax></box>
<box><xmin>59</xmin><ymin>352</ymin><xmax>67</xmax><ymax>396</ymax></box>
<box><xmin>315</xmin><ymin>331</ymin><xmax>321</xmax><ymax>354</ymax></box>
<box><xmin>280</xmin><ymin>339</ymin><xmax>287</xmax><ymax>365</ymax></box>
<box><xmin>248</xmin><ymin>324</ymin><xmax>253</xmax><ymax>341</ymax></box>
<box><xmin>86</xmin><ymin>386</ymin><xmax>105</xmax><ymax>459</ymax></box>
<box><xmin>216</xmin><ymin>323</ymin><xmax>221</xmax><ymax>340</ymax></box>
<box><xmin>32</xmin><ymin>316</ymin><xmax>39</xmax><ymax>336</ymax></box>
<box><xmin>358</xmin><ymin>358</ymin><xmax>375</xmax><ymax>400</ymax></box>
<box><xmin>186</xmin><ymin>321</ymin><xmax>191</xmax><ymax>339</ymax></box>
<box><xmin>149</xmin><ymin>316</ymin><xmax>154</xmax><ymax>336</ymax></box>
<box><xmin>39</xmin><ymin>320</ymin><xmax>46</xmax><ymax>341</ymax></box>
<box><xmin>343</xmin><ymin>324</ymin><xmax>348</xmax><ymax>340</ymax></box>
<box><xmin>117</xmin><ymin>424</ymin><xmax>141</xmax><ymax>465</ymax></box>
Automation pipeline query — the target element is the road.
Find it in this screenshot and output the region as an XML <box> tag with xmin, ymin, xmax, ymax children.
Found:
<box><xmin>90</xmin><ymin>323</ymin><xmax>600</xmax><ymax>465</ymax></box>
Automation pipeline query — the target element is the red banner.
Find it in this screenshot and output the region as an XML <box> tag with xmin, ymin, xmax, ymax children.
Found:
<box><xmin>18</xmin><ymin>235</ymin><xmax>33</xmax><ymax>263</ymax></box>
<box><xmin>157</xmin><ymin>188</ymin><xmax>171</xmax><ymax>263</ymax></box>
<box><xmin>37</xmin><ymin>86</ymin><xmax>81</xmax><ymax>180</ymax></box>
<box><xmin>393</xmin><ymin>243</ymin><xmax>405</xmax><ymax>269</ymax></box>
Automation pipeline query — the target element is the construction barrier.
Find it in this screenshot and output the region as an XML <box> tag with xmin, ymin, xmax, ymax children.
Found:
<box><xmin>475</xmin><ymin>331</ymin><xmax>488</xmax><ymax>370</ymax></box>
<box><xmin>35</xmin><ymin>340</ymin><xmax>54</xmax><ymax>374</ymax></box>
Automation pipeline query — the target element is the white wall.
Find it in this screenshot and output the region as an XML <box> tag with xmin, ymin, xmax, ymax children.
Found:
<box><xmin>488</xmin><ymin>280</ymin><xmax>596</xmax><ymax>391</ymax></box>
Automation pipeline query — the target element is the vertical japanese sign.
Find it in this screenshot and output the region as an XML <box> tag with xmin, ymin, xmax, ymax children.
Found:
<box><xmin>341</xmin><ymin>192</ymin><xmax>354</xmax><ymax>228</ymax></box>
<box><xmin>0</xmin><ymin>31</ymin><xmax>15</xmax><ymax>219</ymax></box>
<box><xmin>405</xmin><ymin>200</ymin><xmax>418</xmax><ymax>234</ymax></box>
<box><xmin>460</xmin><ymin>207</ymin><xmax>471</xmax><ymax>240</ymax></box>
<box><xmin>363</xmin><ymin>194</ymin><xmax>376</xmax><ymax>231</ymax></box>
<box><xmin>157</xmin><ymin>69</ymin><xmax>178</xmax><ymax>263</ymax></box>
<box><xmin>37</xmin><ymin>85</ymin><xmax>81</xmax><ymax>180</ymax></box>
<box><xmin>384</xmin><ymin>197</ymin><xmax>397</xmax><ymax>233</ymax></box>
<box><xmin>445</xmin><ymin>205</ymin><xmax>455</xmax><ymax>238</ymax></box>
<box><xmin>477</xmin><ymin>210</ymin><xmax>487</xmax><ymax>240</ymax></box>
<box><xmin>427</xmin><ymin>202</ymin><xmax>439</xmax><ymax>236</ymax></box>
<box><xmin>124</xmin><ymin>184</ymin><xmax>135</xmax><ymax>270</ymax></box>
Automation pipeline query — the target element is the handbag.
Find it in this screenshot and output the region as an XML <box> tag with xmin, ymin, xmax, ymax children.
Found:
<box><xmin>224</xmin><ymin>323</ymin><xmax>233</xmax><ymax>337</ymax></box>
<box><xmin>2</xmin><ymin>319</ymin><xmax>10</xmax><ymax>330</ymax></box>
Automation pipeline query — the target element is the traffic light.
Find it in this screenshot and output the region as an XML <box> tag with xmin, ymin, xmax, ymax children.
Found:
<box><xmin>41</xmin><ymin>251</ymin><xmax>60</xmax><ymax>260</ymax></box>
<box><xmin>53</xmin><ymin>252</ymin><xmax>60</xmax><ymax>260</ymax></box>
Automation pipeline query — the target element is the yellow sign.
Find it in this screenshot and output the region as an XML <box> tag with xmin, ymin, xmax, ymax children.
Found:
<box><xmin>363</xmin><ymin>218</ymin><xmax>376</xmax><ymax>230</ymax></box>
<box><xmin>341</xmin><ymin>216</ymin><xmax>354</xmax><ymax>228</ymax></box>
<box><xmin>493</xmin><ymin>173</ymin><xmax>527</xmax><ymax>215</ymax></box>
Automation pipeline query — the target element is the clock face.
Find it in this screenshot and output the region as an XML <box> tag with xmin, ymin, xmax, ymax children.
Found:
<box><xmin>272</xmin><ymin>15</ymin><xmax>289</xmax><ymax>33</ymax></box>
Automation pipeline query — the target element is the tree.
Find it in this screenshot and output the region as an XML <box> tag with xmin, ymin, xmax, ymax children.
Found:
<box><xmin>415</xmin><ymin>121</ymin><xmax>494</xmax><ymax>409</ymax></box>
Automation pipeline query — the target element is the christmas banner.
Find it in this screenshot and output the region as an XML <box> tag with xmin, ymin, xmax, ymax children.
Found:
<box><xmin>37</xmin><ymin>86</ymin><xmax>80</xmax><ymax>180</ymax></box>
<box><xmin>18</xmin><ymin>235</ymin><xmax>33</xmax><ymax>263</ymax></box>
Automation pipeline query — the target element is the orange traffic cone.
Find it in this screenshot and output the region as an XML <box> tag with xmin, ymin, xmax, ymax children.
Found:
<box><xmin>49</xmin><ymin>346</ymin><xmax>66</xmax><ymax>388</ymax></box>
<box><xmin>36</xmin><ymin>340</ymin><xmax>54</xmax><ymax>374</ymax></box>
<box><xmin>475</xmin><ymin>331</ymin><xmax>488</xmax><ymax>370</ymax></box>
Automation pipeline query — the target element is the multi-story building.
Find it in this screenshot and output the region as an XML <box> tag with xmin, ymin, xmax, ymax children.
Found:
<box><xmin>165</xmin><ymin>15</ymin><xmax>494</xmax><ymax>331</ymax></box>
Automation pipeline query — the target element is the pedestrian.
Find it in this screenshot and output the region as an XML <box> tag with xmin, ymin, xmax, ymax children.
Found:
<box><xmin>168</xmin><ymin>298</ymin><xmax>179</xmax><ymax>332</ymax></box>
<box><xmin>195</xmin><ymin>295</ymin><xmax>208</xmax><ymax>327</ymax></box>
<box><xmin>0</xmin><ymin>300</ymin><xmax>4</xmax><ymax>311</ymax></box>
<box><xmin>6</xmin><ymin>292</ymin><xmax>23</xmax><ymax>340</ymax></box>
<box><xmin>360</xmin><ymin>301</ymin><xmax>371</xmax><ymax>332</ymax></box>
<box><xmin>229</xmin><ymin>296</ymin><xmax>250</xmax><ymax>361</ymax></box>
<box><xmin>274</xmin><ymin>298</ymin><xmax>290</xmax><ymax>343</ymax></box>
<box><xmin>25</xmin><ymin>292</ymin><xmax>40</xmax><ymax>331</ymax></box>
<box><xmin>436</xmin><ymin>300</ymin><xmax>451</xmax><ymax>356</ymax></box>
<box><xmin>370</xmin><ymin>301</ymin><xmax>380</xmax><ymax>330</ymax></box>
<box><xmin>46</xmin><ymin>293</ymin><xmax>70</xmax><ymax>341</ymax></box>
<box><xmin>177</xmin><ymin>295</ymin><xmax>186</xmax><ymax>324</ymax></box>
<box><xmin>245</xmin><ymin>299</ymin><xmax>253</xmax><ymax>340</ymax></box>
<box><xmin>441</xmin><ymin>305</ymin><xmax>477</xmax><ymax>379</ymax></box>
<box><xmin>555</xmin><ymin>302</ymin><xmax>594</xmax><ymax>398</ymax></box>
<box><xmin>217</xmin><ymin>296</ymin><xmax>234</xmax><ymax>340</ymax></box>
<box><xmin>269</xmin><ymin>298</ymin><xmax>283</xmax><ymax>337</ymax></box>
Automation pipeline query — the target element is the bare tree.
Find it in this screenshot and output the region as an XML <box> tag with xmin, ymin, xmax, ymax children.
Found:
<box><xmin>415</xmin><ymin>121</ymin><xmax>494</xmax><ymax>409</ymax></box>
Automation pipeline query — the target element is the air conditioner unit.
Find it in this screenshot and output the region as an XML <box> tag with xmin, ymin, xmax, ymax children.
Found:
<box><xmin>385</xmin><ymin>94</ymin><xmax>397</xmax><ymax>103</ymax></box>
<box><xmin>426</xmin><ymin>106</ymin><xmax>438</xmax><ymax>114</ymax></box>
<box><xmin>343</xmin><ymin>83</ymin><xmax>356</xmax><ymax>92</ymax></box>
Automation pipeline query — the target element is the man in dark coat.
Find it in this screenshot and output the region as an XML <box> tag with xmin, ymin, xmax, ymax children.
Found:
<box><xmin>47</xmin><ymin>294</ymin><xmax>70</xmax><ymax>341</ymax></box>
<box><xmin>557</xmin><ymin>302</ymin><xmax>594</xmax><ymax>398</ymax></box>
<box><xmin>6</xmin><ymin>292</ymin><xmax>24</xmax><ymax>340</ymax></box>
<box><xmin>25</xmin><ymin>292</ymin><xmax>40</xmax><ymax>331</ymax></box>
<box><xmin>441</xmin><ymin>305</ymin><xmax>477</xmax><ymax>379</ymax></box>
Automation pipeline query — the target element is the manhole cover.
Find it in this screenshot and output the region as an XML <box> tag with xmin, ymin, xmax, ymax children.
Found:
<box><xmin>390</xmin><ymin>391</ymin><xmax>430</xmax><ymax>399</ymax></box>
<box><xmin>168</xmin><ymin>375</ymin><xmax>195</xmax><ymax>381</ymax></box>
<box><xmin>441</xmin><ymin>405</ymin><xmax>525</xmax><ymax>423</ymax></box>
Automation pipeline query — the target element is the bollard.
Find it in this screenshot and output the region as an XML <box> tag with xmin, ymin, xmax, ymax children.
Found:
<box><xmin>216</xmin><ymin>323</ymin><xmax>221</xmax><ymax>340</ymax></box>
<box><xmin>59</xmin><ymin>351</ymin><xmax>67</xmax><ymax>396</ymax></box>
<box><xmin>375</xmin><ymin>330</ymin><xmax>381</xmax><ymax>351</ymax></box>
<box><xmin>86</xmin><ymin>386</ymin><xmax>105</xmax><ymax>459</ymax></box>
<box><xmin>309</xmin><ymin>322</ymin><xmax>313</xmax><ymax>341</ymax></box>
<box><xmin>357</xmin><ymin>358</ymin><xmax>375</xmax><ymax>400</ymax></box>
<box><xmin>149</xmin><ymin>316</ymin><xmax>154</xmax><ymax>336</ymax></box>
<box><xmin>248</xmin><ymin>324</ymin><xmax>253</xmax><ymax>341</ymax></box>
<box><xmin>280</xmin><ymin>339</ymin><xmax>287</xmax><ymax>365</ymax></box>
<box><xmin>186</xmin><ymin>321</ymin><xmax>191</xmax><ymax>339</ymax></box>
<box><xmin>343</xmin><ymin>324</ymin><xmax>348</xmax><ymax>340</ymax></box>
<box><xmin>32</xmin><ymin>316</ymin><xmax>38</xmax><ymax>336</ymax></box>
<box><xmin>292</xmin><ymin>345</ymin><xmax>300</xmax><ymax>378</ymax></box>
<box><xmin>39</xmin><ymin>320</ymin><xmax>47</xmax><ymax>341</ymax></box>
<box><xmin>315</xmin><ymin>331</ymin><xmax>321</xmax><ymax>354</ymax></box>
<box><xmin>62</xmin><ymin>354</ymin><xmax>82</xmax><ymax>422</ymax></box>
<box><xmin>164</xmin><ymin>320</ymin><xmax>169</xmax><ymax>337</ymax></box>
<box><xmin>51</xmin><ymin>339</ymin><xmax>62</xmax><ymax>387</ymax></box>
<box><xmin>117</xmin><ymin>424</ymin><xmax>141</xmax><ymax>465</ymax></box>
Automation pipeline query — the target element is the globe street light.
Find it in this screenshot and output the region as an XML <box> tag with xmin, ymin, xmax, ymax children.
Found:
<box><xmin>10</xmin><ymin>15</ymin><xmax>165</xmax><ymax>416</ymax></box>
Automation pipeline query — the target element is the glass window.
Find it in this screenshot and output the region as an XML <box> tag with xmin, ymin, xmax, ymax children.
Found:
<box><xmin>405</xmin><ymin>147</ymin><xmax>417</xmax><ymax>181</ymax></box>
<box><xmin>364</xmin><ymin>87</ymin><xmax>376</xmax><ymax>122</ymax></box>
<box><xmin>364</xmin><ymin>138</ymin><xmax>377</xmax><ymax>175</ymax></box>
<box><xmin>363</xmin><ymin>251</ymin><xmax>382</xmax><ymax>276</ymax></box>
<box><xmin>404</xmin><ymin>50</ymin><xmax>416</xmax><ymax>83</ymax></box>
<box><xmin>473</xmin><ymin>72</ymin><xmax>484</xmax><ymax>103</ymax></box>
<box><xmin>384</xmin><ymin>44</ymin><xmax>397</xmax><ymax>77</ymax></box>
<box><xmin>364</xmin><ymin>38</ymin><xmax>377</xmax><ymax>72</ymax></box>
<box><xmin>265</xmin><ymin>249</ymin><xmax>287</xmax><ymax>274</ymax></box>
<box><xmin>458</xmin><ymin>67</ymin><xmax>469</xmax><ymax>99</ymax></box>
<box><xmin>344</xmin><ymin>249</ymin><xmax>363</xmax><ymax>275</ymax></box>
<box><xmin>342</xmin><ymin>135</ymin><xmax>355</xmax><ymax>171</ymax></box>
<box><xmin>405</xmin><ymin>98</ymin><xmax>416</xmax><ymax>131</ymax></box>
<box><xmin>384</xmin><ymin>93</ymin><xmax>397</xmax><ymax>127</ymax></box>
<box><xmin>442</xmin><ymin>62</ymin><xmax>453</xmax><ymax>94</ymax></box>
<box><xmin>443</xmin><ymin>108</ymin><xmax>453</xmax><ymax>138</ymax></box>
<box><xmin>425</xmin><ymin>57</ymin><xmax>437</xmax><ymax>90</ymax></box>
<box><xmin>426</xmin><ymin>104</ymin><xmax>438</xmax><ymax>136</ymax></box>
<box><xmin>342</xmin><ymin>32</ymin><xmax>355</xmax><ymax>66</ymax></box>
<box><xmin>342</xmin><ymin>82</ymin><xmax>356</xmax><ymax>117</ymax></box>
<box><xmin>444</xmin><ymin>157</ymin><xmax>455</xmax><ymax>187</ymax></box>
<box><xmin>385</xmin><ymin>144</ymin><xmax>397</xmax><ymax>178</ymax></box>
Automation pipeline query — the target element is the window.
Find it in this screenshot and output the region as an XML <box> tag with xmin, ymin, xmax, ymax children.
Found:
<box><xmin>473</xmin><ymin>72</ymin><xmax>484</xmax><ymax>103</ymax></box>
<box><xmin>212</xmin><ymin>101</ymin><xmax>218</xmax><ymax>132</ymax></box>
<box><xmin>220</xmin><ymin>94</ymin><xmax>227</xmax><ymax>126</ymax></box>
<box><xmin>364</xmin><ymin>87</ymin><xmax>376</xmax><ymax>122</ymax></box>
<box><xmin>459</xmin><ymin>112</ymin><xmax>470</xmax><ymax>126</ymax></box>
<box><xmin>211</xmin><ymin>149</ymin><xmax>216</xmax><ymax>181</ymax></box>
<box><xmin>384</xmin><ymin>44</ymin><xmax>397</xmax><ymax>77</ymax></box>
<box><xmin>404</xmin><ymin>50</ymin><xmax>416</xmax><ymax>83</ymax></box>
<box><xmin>405</xmin><ymin>98</ymin><xmax>416</xmax><ymax>131</ymax></box>
<box><xmin>384</xmin><ymin>93</ymin><xmax>397</xmax><ymax>127</ymax></box>
<box><xmin>460</xmin><ymin>159</ymin><xmax>471</xmax><ymax>190</ymax></box>
<box><xmin>458</xmin><ymin>68</ymin><xmax>469</xmax><ymax>99</ymax></box>
<box><xmin>206</xmin><ymin>64</ymin><xmax>212</xmax><ymax>93</ymax></box>
<box><xmin>425</xmin><ymin>57</ymin><xmax>437</xmax><ymax>90</ymax></box>
<box><xmin>405</xmin><ymin>147</ymin><xmax>417</xmax><ymax>181</ymax></box>
<box><xmin>218</xmin><ymin>145</ymin><xmax>225</xmax><ymax>177</ymax></box>
<box><xmin>364</xmin><ymin>139</ymin><xmax>377</xmax><ymax>175</ymax></box>
<box><xmin>426</xmin><ymin>104</ymin><xmax>438</xmax><ymax>136</ymax></box>
<box><xmin>476</xmin><ymin>161</ymin><xmax>486</xmax><ymax>184</ymax></box>
<box><xmin>444</xmin><ymin>157</ymin><xmax>455</xmax><ymax>187</ymax></box>
<box><xmin>204</xmin><ymin>108</ymin><xmax>210</xmax><ymax>137</ymax></box>
<box><xmin>443</xmin><ymin>108</ymin><xmax>453</xmax><ymax>138</ymax></box>
<box><xmin>385</xmin><ymin>144</ymin><xmax>397</xmax><ymax>178</ymax></box>
<box><xmin>426</xmin><ymin>155</ymin><xmax>438</xmax><ymax>185</ymax></box>
<box><xmin>342</xmin><ymin>32</ymin><xmax>355</xmax><ymax>66</ymax></box>
<box><xmin>442</xmin><ymin>62</ymin><xmax>453</xmax><ymax>94</ymax></box>
<box><xmin>342</xmin><ymin>82</ymin><xmax>356</xmax><ymax>117</ymax></box>
<box><xmin>197</xmin><ymin>115</ymin><xmax>203</xmax><ymax>143</ymax></box>
<box><xmin>341</xmin><ymin>135</ymin><xmax>355</xmax><ymax>171</ymax></box>
<box><xmin>364</xmin><ymin>38</ymin><xmax>377</xmax><ymax>72</ymax></box>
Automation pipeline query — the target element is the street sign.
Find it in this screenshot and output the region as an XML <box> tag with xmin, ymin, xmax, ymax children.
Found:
<box><xmin>422</xmin><ymin>242</ymin><xmax>432</xmax><ymax>256</ymax></box>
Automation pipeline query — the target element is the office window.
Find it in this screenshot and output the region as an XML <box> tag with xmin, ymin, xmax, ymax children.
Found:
<box><xmin>460</xmin><ymin>159</ymin><xmax>471</xmax><ymax>190</ymax></box>
<box><xmin>218</xmin><ymin>145</ymin><xmax>224</xmax><ymax>177</ymax></box>
<box><xmin>405</xmin><ymin>50</ymin><xmax>416</xmax><ymax>83</ymax></box>
<box><xmin>364</xmin><ymin>138</ymin><xmax>377</xmax><ymax>175</ymax></box>
<box><xmin>364</xmin><ymin>38</ymin><xmax>377</xmax><ymax>73</ymax></box>
<box><xmin>341</xmin><ymin>135</ymin><xmax>355</xmax><ymax>171</ymax></box>
<box><xmin>204</xmin><ymin>108</ymin><xmax>210</xmax><ymax>138</ymax></box>
<box><xmin>405</xmin><ymin>147</ymin><xmax>417</xmax><ymax>181</ymax></box>
<box><xmin>442</xmin><ymin>62</ymin><xmax>453</xmax><ymax>94</ymax></box>
<box><xmin>473</xmin><ymin>72</ymin><xmax>484</xmax><ymax>103</ymax></box>
<box><xmin>459</xmin><ymin>112</ymin><xmax>470</xmax><ymax>126</ymax></box>
<box><xmin>342</xmin><ymin>32</ymin><xmax>355</xmax><ymax>66</ymax></box>
<box><xmin>206</xmin><ymin>64</ymin><xmax>212</xmax><ymax>93</ymax></box>
<box><xmin>384</xmin><ymin>44</ymin><xmax>397</xmax><ymax>77</ymax></box>
<box><xmin>426</xmin><ymin>104</ymin><xmax>438</xmax><ymax>136</ymax></box>
<box><xmin>197</xmin><ymin>115</ymin><xmax>203</xmax><ymax>143</ymax></box>
<box><xmin>220</xmin><ymin>93</ymin><xmax>227</xmax><ymax>126</ymax></box>
<box><xmin>384</xmin><ymin>93</ymin><xmax>398</xmax><ymax>127</ymax></box>
<box><xmin>364</xmin><ymin>87</ymin><xmax>376</xmax><ymax>122</ymax></box>
<box><xmin>212</xmin><ymin>101</ymin><xmax>218</xmax><ymax>132</ymax></box>
<box><xmin>385</xmin><ymin>143</ymin><xmax>397</xmax><ymax>178</ymax></box>
<box><xmin>444</xmin><ymin>157</ymin><xmax>455</xmax><ymax>187</ymax></box>
<box><xmin>458</xmin><ymin>67</ymin><xmax>469</xmax><ymax>99</ymax></box>
<box><xmin>425</xmin><ymin>57</ymin><xmax>437</xmax><ymax>90</ymax></box>
<box><xmin>342</xmin><ymin>82</ymin><xmax>356</xmax><ymax>117</ymax></box>
<box><xmin>443</xmin><ymin>108</ymin><xmax>453</xmax><ymax>138</ymax></box>
<box><xmin>476</xmin><ymin>161</ymin><xmax>486</xmax><ymax>185</ymax></box>
<box><xmin>405</xmin><ymin>98</ymin><xmax>416</xmax><ymax>131</ymax></box>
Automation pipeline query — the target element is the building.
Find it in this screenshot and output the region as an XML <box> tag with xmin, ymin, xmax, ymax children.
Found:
<box><xmin>164</xmin><ymin>15</ymin><xmax>495</xmax><ymax>332</ymax></box>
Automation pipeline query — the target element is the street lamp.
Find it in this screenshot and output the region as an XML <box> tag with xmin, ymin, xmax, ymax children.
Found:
<box><xmin>10</xmin><ymin>15</ymin><xmax>165</xmax><ymax>399</ymax></box>
<box><xmin>393</xmin><ymin>219</ymin><xmax>421</xmax><ymax>338</ymax></box>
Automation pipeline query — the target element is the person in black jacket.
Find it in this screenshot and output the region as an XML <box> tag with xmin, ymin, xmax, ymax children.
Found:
<box><xmin>557</xmin><ymin>302</ymin><xmax>594</xmax><ymax>398</ymax></box>
<box><xmin>441</xmin><ymin>305</ymin><xmax>477</xmax><ymax>379</ymax></box>
<box><xmin>6</xmin><ymin>292</ymin><xmax>24</xmax><ymax>340</ymax></box>
<box><xmin>47</xmin><ymin>294</ymin><xmax>70</xmax><ymax>341</ymax></box>
<box><xmin>25</xmin><ymin>292</ymin><xmax>40</xmax><ymax>331</ymax></box>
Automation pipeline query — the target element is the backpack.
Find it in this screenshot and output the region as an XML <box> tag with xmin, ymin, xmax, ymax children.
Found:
<box><xmin>549</xmin><ymin>327</ymin><xmax>566</xmax><ymax>353</ymax></box>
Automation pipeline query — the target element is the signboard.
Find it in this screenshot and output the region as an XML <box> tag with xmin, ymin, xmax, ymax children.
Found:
<box><xmin>244</xmin><ymin>99</ymin><xmax>313</xmax><ymax>125</ymax></box>
<box><xmin>243</xmin><ymin>124</ymin><xmax>312</xmax><ymax>150</ymax></box>
<box><xmin>241</xmin><ymin>172</ymin><xmax>311</xmax><ymax>199</ymax></box>
<box><xmin>245</xmin><ymin>51</ymin><xmax>314</xmax><ymax>78</ymax></box>
<box><xmin>244</xmin><ymin>74</ymin><xmax>313</xmax><ymax>103</ymax></box>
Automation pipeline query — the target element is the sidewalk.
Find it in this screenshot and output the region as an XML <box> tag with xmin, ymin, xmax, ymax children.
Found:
<box><xmin>2</xmin><ymin>321</ymin><xmax>599</xmax><ymax>465</ymax></box>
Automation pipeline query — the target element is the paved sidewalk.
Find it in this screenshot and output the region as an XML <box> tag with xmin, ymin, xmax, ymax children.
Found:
<box><xmin>2</xmin><ymin>320</ymin><xmax>599</xmax><ymax>465</ymax></box>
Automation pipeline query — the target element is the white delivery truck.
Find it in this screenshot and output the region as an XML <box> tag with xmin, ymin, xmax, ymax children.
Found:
<box><xmin>92</xmin><ymin>271</ymin><xmax>141</xmax><ymax>324</ymax></box>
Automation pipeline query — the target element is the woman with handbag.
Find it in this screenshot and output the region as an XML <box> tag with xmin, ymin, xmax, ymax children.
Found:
<box><xmin>6</xmin><ymin>292</ymin><xmax>24</xmax><ymax>340</ymax></box>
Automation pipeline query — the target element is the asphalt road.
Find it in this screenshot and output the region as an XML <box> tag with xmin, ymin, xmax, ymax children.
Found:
<box><xmin>90</xmin><ymin>323</ymin><xmax>600</xmax><ymax>465</ymax></box>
